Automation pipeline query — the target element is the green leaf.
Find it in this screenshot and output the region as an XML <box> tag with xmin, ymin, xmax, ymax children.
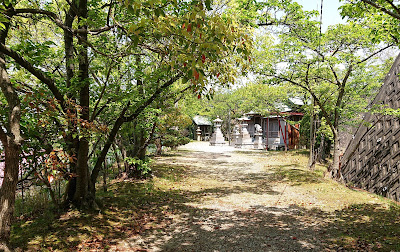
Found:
<box><xmin>205</xmin><ymin>0</ymin><xmax>212</xmax><ymax>11</ymax></box>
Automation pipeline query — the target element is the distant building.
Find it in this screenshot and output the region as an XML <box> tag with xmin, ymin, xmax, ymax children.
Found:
<box><xmin>192</xmin><ymin>115</ymin><xmax>212</xmax><ymax>141</ymax></box>
<box><xmin>231</xmin><ymin>98</ymin><xmax>304</xmax><ymax>150</ymax></box>
<box><xmin>243</xmin><ymin>111</ymin><xmax>303</xmax><ymax>150</ymax></box>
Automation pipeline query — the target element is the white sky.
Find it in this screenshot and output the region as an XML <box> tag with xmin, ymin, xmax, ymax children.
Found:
<box><xmin>295</xmin><ymin>0</ymin><xmax>345</xmax><ymax>31</ymax></box>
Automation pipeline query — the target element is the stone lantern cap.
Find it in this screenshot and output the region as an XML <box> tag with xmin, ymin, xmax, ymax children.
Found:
<box><xmin>213</xmin><ymin>116</ymin><xmax>223</xmax><ymax>124</ymax></box>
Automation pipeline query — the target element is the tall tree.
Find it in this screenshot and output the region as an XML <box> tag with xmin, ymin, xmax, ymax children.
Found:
<box><xmin>341</xmin><ymin>0</ymin><xmax>400</xmax><ymax>45</ymax></box>
<box><xmin>0</xmin><ymin>0</ymin><xmax>251</xmax><ymax>247</ymax></box>
<box><xmin>0</xmin><ymin>3</ymin><xmax>23</xmax><ymax>249</ymax></box>
<box><xmin>258</xmin><ymin>3</ymin><xmax>394</xmax><ymax>179</ymax></box>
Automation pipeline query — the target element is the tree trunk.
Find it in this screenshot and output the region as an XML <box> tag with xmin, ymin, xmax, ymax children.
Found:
<box><xmin>62</xmin><ymin>1</ymin><xmax>80</xmax><ymax>207</ymax></box>
<box><xmin>155</xmin><ymin>138</ymin><xmax>162</xmax><ymax>155</ymax></box>
<box><xmin>0</xmin><ymin>29</ymin><xmax>23</xmax><ymax>249</ymax></box>
<box><xmin>71</xmin><ymin>0</ymin><xmax>93</xmax><ymax>208</ymax></box>
<box><xmin>316</xmin><ymin>134</ymin><xmax>326</xmax><ymax>163</ymax></box>
<box><xmin>73</xmin><ymin>139</ymin><xmax>91</xmax><ymax>208</ymax></box>
<box><xmin>112</xmin><ymin>143</ymin><xmax>122</xmax><ymax>175</ymax></box>
<box><xmin>120</xmin><ymin>144</ymin><xmax>129</xmax><ymax>173</ymax></box>
<box><xmin>132</xmin><ymin>55</ymin><xmax>146</xmax><ymax>162</ymax></box>
<box><xmin>0</xmin><ymin>143</ymin><xmax>20</xmax><ymax>251</ymax></box>
<box><xmin>328</xmin><ymin>131</ymin><xmax>341</xmax><ymax>179</ymax></box>
<box><xmin>134</xmin><ymin>128</ymin><xmax>147</xmax><ymax>161</ymax></box>
<box><xmin>103</xmin><ymin>160</ymin><xmax>107</xmax><ymax>192</ymax></box>
<box><xmin>308</xmin><ymin>99</ymin><xmax>316</xmax><ymax>170</ymax></box>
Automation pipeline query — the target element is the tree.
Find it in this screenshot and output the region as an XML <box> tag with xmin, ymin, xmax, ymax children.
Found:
<box><xmin>154</xmin><ymin>105</ymin><xmax>192</xmax><ymax>154</ymax></box>
<box><xmin>0</xmin><ymin>17</ymin><xmax>23</xmax><ymax>250</ymax></box>
<box><xmin>258</xmin><ymin>4</ymin><xmax>394</xmax><ymax>179</ymax></box>
<box><xmin>340</xmin><ymin>0</ymin><xmax>400</xmax><ymax>44</ymax></box>
<box><xmin>0</xmin><ymin>0</ymin><xmax>251</xmax><ymax>247</ymax></box>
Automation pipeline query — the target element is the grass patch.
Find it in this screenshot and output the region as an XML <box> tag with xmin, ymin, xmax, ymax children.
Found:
<box><xmin>11</xmin><ymin>173</ymin><xmax>188</xmax><ymax>251</ymax></box>
<box><xmin>263</xmin><ymin>150</ymin><xmax>325</xmax><ymax>185</ymax></box>
<box><xmin>261</xmin><ymin>150</ymin><xmax>400</xmax><ymax>250</ymax></box>
<box><xmin>326</xmin><ymin>203</ymin><xmax>400</xmax><ymax>251</ymax></box>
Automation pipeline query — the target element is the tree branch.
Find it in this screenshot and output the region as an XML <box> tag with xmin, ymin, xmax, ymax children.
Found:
<box><xmin>0</xmin><ymin>43</ymin><xmax>66</xmax><ymax>111</ymax></box>
<box><xmin>13</xmin><ymin>8</ymin><xmax>117</xmax><ymax>35</ymax></box>
<box><xmin>90</xmin><ymin>73</ymin><xmax>183</xmax><ymax>186</ymax></box>
<box><xmin>384</xmin><ymin>0</ymin><xmax>400</xmax><ymax>16</ymax></box>
<box><xmin>360</xmin><ymin>0</ymin><xmax>400</xmax><ymax>20</ymax></box>
<box><xmin>90</xmin><ymin>102</ymin><xmax>130</xmax><ymax>186</ymax></box>
<box><xmin>357</xmin><ymin>44</ymin><xmax>394</xmax><ymax>65</ymax></box>
<box><xmin>90</xmin><ymin>63</ymin><xmax>113</xmax><ymax>121</ymax></box>
<box><xmin>271</xmin><ymin>74</ymin><xmax>336</xmax><ymax>133</ymax></box>
<box><xmin>124</xmin><ymin>73</ymin><xmax>182</xmax><ymax>122</ymax></box>
<box><xmin>329</xmin><ymin>64</ymin><xmax>341</xmax><ymax>86</ymax></box>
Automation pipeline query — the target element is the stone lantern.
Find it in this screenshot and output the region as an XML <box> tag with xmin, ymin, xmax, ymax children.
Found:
<box><xmin>231</xmin><ymin>125</ymin><xmax>240</xmax><ymax>146</ymax></box>
<box><xmin>235</xmin><ymin>115</ymin><xmax>252</xmax><ymax>148</ymax></box>
<box><xmin>196</xmin><ymin>127</ymin><xmax>202</xmax><ymax>141</ymax></box>
<box><xmin>254</xmin><ymin>124</ymin><xmax>264</xmax><ymax>149</ymax></box>
<box><xmin>209</xmin><ymin>116</ymin><xmax>226</xmax><ymax>146</ymax></box>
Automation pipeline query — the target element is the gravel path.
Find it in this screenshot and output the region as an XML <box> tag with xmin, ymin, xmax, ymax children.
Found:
<box><xmin>117</xmin><ymin>142</ymin><xmax>331</xmax><ymax>251</ymax></box>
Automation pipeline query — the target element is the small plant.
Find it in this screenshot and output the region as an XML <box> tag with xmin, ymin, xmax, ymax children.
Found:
<box><xmin>125</xmin><ymin>157</ymin><xmax>153</xmax><ymax>178</ymax></box>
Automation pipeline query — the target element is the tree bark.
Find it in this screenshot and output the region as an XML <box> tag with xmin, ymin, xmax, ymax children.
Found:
<box><xmin>155</xmin><ymin>138</ymin><xmax>162</xmax><ymax>155</ymax></box>
<box><xmin>308</xmin><ymin>99</ymin><xmax>315</xmax><ymax>170</ymax></box>
<box><xmin>112</xmin><ymin>143</ymin><xmax>122</xmax><ymax>175</ymax></box>
<box><xmin>62</xmin><ymin>1</ymin><xmax>79</xmax><ymax>207</ymax></box>
<box><xmin>328</xmin><ymin>130</ymin><xmax>341</xmax><ymax>179</ymax></box>
<box><xmin>0</xmin><ymin>143</ymin><xmax>20</xmax><ymax>251</ymax></box>
<box><xmin>0</xmin><ymin>25</ymin><xmax>23</xmax><ymax>249</ymax></box>
<box><xmin>316</xmin><ymin>134</ymin><xmax>326</xmax><ymax>163</ymax></box>
<box><xmin>103</xmin><ymin>160</ymin><xmax>107</xmax><ymax>192</ymax></box>
<box><xmin>72</xmin><ymin>0</ymin><xmax>93</xmax><ymax>208</ymax></box>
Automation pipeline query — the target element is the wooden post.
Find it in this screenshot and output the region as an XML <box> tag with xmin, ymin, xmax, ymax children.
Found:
<box><xmin>266</xmin><ymin>117</ymin><xmax>269</xmax><ymax>150</ymax></box>
<box><xmin>278</xmin><ymin>116</ymin><xmax>288</xmax><ymax>151</ymax></box>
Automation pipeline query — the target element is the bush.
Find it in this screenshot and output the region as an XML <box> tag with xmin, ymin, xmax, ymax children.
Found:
<box><xmin>162</xmin><ymin>134</ymin><xmax>190</xmax><ymax>149</ymax></box>
<box><xmin>124</xmin><ymin>157</ymin><xmax>152</xmax><ymax>178</ymax></box>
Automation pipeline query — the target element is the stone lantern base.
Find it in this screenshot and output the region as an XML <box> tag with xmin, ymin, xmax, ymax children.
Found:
<box><xmin>210</xmin><ymin>116</ymin><xmax>226</xmax><ymax>146</ymax></box>
<box><xmin>210</xmin><ymin>129</ymin><xmax>226</xmax><ymax>146</ymax></box>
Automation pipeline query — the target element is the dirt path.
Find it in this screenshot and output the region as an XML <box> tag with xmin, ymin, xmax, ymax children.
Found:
<box><xmin>118</xmin><ymin>142</ymin><xmax>333</xmax><ymax>251</ymax></box>
<box><xmin>11</xmin><ymin>142</ymin><xmax>399</xmax><ymax>251</ymax></box>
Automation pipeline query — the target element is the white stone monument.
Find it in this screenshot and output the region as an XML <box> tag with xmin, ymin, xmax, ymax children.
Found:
<box><xmin>235</xmin><ymin>115</ymin><xmax>253</xmax><ymax>148</ymax></box>
<box><xmin>254</xmin><ymin>124</ymin><xmax>264</xmax><ymax>149</ymax></box>
<box><xmin>196</xmin><ymin>127</ymin><xmax>202</xmax><ymax>141</ymax></box>
<box><xmin>231</xmin><ymin>125</ymin><xmax>240</xmax><ymax>146</ymax></box>
<box><xmin>209</xmin><ymin>116</ymin><xmax>226</xmax><ymax>146</ymax></box>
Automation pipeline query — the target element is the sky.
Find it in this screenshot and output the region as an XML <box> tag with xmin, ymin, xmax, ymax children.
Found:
<box><xmin>295</xmin><ymin>0</ymin><xmax>345</xmax><ymax>31</ymax></box>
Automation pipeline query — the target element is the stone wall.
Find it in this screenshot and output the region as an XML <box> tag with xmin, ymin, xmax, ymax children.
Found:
<box><xmin>341</xmin><ymin>54</ymin><xmax>400</xmax><ymax>201</ymax></box>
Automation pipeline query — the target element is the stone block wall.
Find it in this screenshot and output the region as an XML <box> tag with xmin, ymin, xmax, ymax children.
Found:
<box><xmin>341</xmin><ymin>54</ymin><xmax>400</xmax><ymax>201</ymax></box>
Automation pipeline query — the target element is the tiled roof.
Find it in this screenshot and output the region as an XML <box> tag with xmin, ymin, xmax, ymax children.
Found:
<box><xmin>193</xmin><ymin>115</ymin><xmax>212</xmax><ymax>126</ymax></box>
